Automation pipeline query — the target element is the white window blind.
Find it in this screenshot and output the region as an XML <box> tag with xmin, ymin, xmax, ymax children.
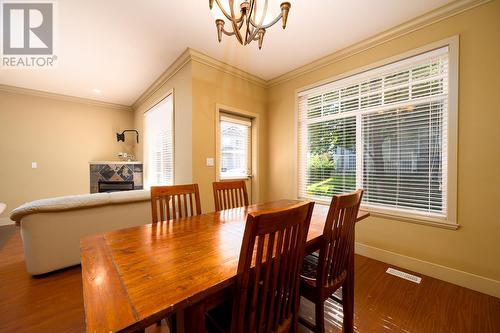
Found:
<box><xmin>298</xmin><ymin>46</ymin><xmax>452</xmax><ymax>221</ymax></box>
<box><xmin>144</xmin><ymin>95</ymin><xmax>174</xmax><ymax>187</ymax></box>
<box><xmin>219</xmin><ymin>113</ymin><xmax>251</xmax><ymax>179</ymax></box>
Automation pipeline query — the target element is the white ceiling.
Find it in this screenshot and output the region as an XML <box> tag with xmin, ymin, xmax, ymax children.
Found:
<box><xmin>0</xmin><ymin>0</ymin><xmax>453</xmax><ymax>106</ymax></box>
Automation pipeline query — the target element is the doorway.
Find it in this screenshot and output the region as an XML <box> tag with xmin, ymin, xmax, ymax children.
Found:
<box><xmin>215</xmin><ymin>106</ymin><xmax>259</xmax><ymax>204</ymax></box>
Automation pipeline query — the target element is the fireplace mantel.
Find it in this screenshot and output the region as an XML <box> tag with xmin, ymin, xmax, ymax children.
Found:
<box><xmin>89</xmin><ymin>161</ymin><xmax>143</xmax><ymax>165</ymax></box>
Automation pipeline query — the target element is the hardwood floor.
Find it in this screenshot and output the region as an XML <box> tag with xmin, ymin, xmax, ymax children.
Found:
<box><xmin>298</xmin><ymin>257</ymin><xmax>500</xmax><ymax>332</ymax></box>
<box><xmin>0</xmin><ymin>225</ymin><xmax>83</xmax><ymax>333</ymax></box>
<box><xmin>1</xmin><ymin>224</ymin><xmax>499</xmax><ymax>332</ymax></box>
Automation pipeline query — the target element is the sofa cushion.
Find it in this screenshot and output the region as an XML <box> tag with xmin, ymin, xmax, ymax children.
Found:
<box><xmin>10</xmin><ymin>190</ymin><xmax>150</xmax><ymax>223</ymax></box>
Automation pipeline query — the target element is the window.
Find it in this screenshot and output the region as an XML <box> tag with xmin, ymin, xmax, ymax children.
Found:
<box><xmin>144</xmin><ymin>94</ymin><xmax>174</xmax><ymax>187</ymax></box>
<box><xmin>219</xmin><ymin>113</ymin><xmax>251</xmax><ymax>179</ymax></box>
<box><xmin>298</xmin><ymin>44</ymin><xmax>457</xmax><ymax>224</ymax></box>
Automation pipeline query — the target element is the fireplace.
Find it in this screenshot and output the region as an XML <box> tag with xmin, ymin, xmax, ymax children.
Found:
<box><xmin>89</xmin><ymin>161</ymin><xmax>143</xmax><ymax>193</ymax></box>
<box><xmin>98</xmin><ymin>180</ymin><xmax>135</xmax><ymax>193</ymax></box>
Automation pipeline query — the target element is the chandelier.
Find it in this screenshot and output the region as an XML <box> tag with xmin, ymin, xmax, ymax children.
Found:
<box><xmin>208</xmin><ymin>0</ymin><xmax>291</xmax><ymax>49</ymax></box>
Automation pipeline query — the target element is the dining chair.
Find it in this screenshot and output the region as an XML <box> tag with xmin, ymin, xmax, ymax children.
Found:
<box><xmin>150</xmin><ymin>184</ymin><xmax>201</xmax><ymax>332</ymax></box>
<box><xmin>299</xmin><ymin>189</ymin><xmax>364</xmax><ymax>333</ymax></box>
<box><xmin>206</xmin><ymin>201</ymin><xmax>315</xmax><ymax>333</ymax></box>
<box><xmin>212</xmin><ymin>180</ymin><xmax>249</xmax><ymax>211</ymax></box>
<box><xmin>150</xmin><ymin>184</ymin><xmax>202</xmax><ymax>223</ymax></box>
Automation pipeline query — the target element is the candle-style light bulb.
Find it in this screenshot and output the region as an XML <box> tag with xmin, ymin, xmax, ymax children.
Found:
<box><xmin>280</xmin><ymin>2</ymin><xmax>291</xmax><ymax>29</ymax></box>
<box><xmin>257</xmin><ymin>28</ymin><xmax>266</xmax><ymax>50</ymax></box>
<box><xmin>216</xmin><ymin>19</ymin><xmax>225</xmax><ymax>42</ymax></box>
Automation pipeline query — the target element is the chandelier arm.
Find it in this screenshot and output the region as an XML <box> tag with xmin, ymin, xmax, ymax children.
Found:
<box><xmin>246</xmin><ymin>0</ymin><xmax>269</xmax><ymax>43</ymax></box>
<box><xmin>249</xmin><ymin>12</ymin><xmax>282</xmax><ymax>30</ymax></box>
<box><xmin>228</xmin><ymin>0</ymin><xmax>244</xmax><ymax>44</ymax></box>
<box><xmin>244</xmin><ymin>34</ymin><xmax>252</xmax><ymax>45</ymax></box>
<box><xmin>259</xmin><ymin>14</ymin><xmax>283</xmax><ymax>29</ymax></box>
<box><xmin>248</xmin><ymin>0</ymin><xmax>268</xmax><ymax>28</ymax></box>
<box><xmin>238</xmin><ymin>17</ymin><xmax>246</xmax><ymax>30</ymax></box>
<box><xmin>213</xmin><ymin>0</ymin><xmax>234</xmax><ymax>21</ymax></box>
<box><xmin>222</xmin><ymin>28</ymin><xmax>236</xmax><ymax>36</ymax></box>
<box><xmin>234</xmin><ymin>8</ymin><xmax>246</xmax><ymax>24</ymax></box>
<box><xmin>246</xmin><ymin>28</ymin><xmax>259</xmax><ymax>44</ymax></box>
<box><xmin>244</xmin><ymin>0</ymin><xmax>255</xmax><ymax>44</ymax></box>
<box><xmin>245</xmin><ymin>23</ymin><xmax>257</xmax><ymax>45</ymax></box>
<box><xmin>248</xmin><ymin>0</ymin><xmax>269</xmax><ymax>28</ymax></box>
<box><xmin>248</xmin><ymin>17</ymin><xmax>260</xmax><ymax>28</ymax></box>
<box><xmin>246</xmin><ymin>0</ymin><xmax>255</xmax><ymax>20</ymax></box>
<box><xmin>245</xmin><ymin>26</ymin><xmax>254</xmax><ymax>45</ymax></box>
<box><xmin>231</xmin><ymin>21</ymin><xmax>243</xmax><ymax>44</ymax></box>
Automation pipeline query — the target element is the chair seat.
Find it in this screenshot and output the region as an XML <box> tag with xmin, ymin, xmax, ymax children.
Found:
<box><xmin>206</xmin><ymin>300</ymin><xmax>232</xmax><ymax>333</ymax></box>
<box><xmin>301</xmin><ymin>252</ymin><xmax>346</xmax><ymax>304</ymax></box>
<box><xmin>301</xmin><ymin>252</ymin><xmax>319</xmax><ymax>281</ymax></box>
<box><xmin>205</xmin><ymin>292</ymin><xmax>294</xmax><ymax>333</ymax></box>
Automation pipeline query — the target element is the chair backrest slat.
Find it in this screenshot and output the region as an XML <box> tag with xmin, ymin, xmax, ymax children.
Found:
<box><xmin>318</xmin><ymin>190</ymin><xmax>363</xmax><ymax>288</ymax></box>
<box><xmin>213</xmin><ymin>180</ymin><xmax>249</xmax><ymax>211</ymax></box>
<box><xmin>150</xmin><ymin>184</ymin><xmax>201</xmax><ymax>223</ymax></box>
<box><xmin>159</xmin><ymin>196</ymin><xmax>165</xmax><ymax>222</ymax></box>
<box><xmin>231</xmin><ymin>201</ymin><xmax>315</xmax><ymax>333</ymax></box>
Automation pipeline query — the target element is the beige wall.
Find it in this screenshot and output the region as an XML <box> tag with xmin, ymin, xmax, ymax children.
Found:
<box><xmin>268</xmin><ymin>0</ymin><xmax>500</xmax><ymax>282</ymax></box>
<box><xmin>0</xmin><ymin>90</ymin><xmax>134</xmax><ymax>219</ymax></box>
<box><xmin>191</xmin><ymin>60</ymin><xmax>268</xmax><ymax>213</ymax></box>
<box><xmin>133</xmin><ymin>62</ymin><xmax>193</xmax><ymax>185</ymax></box>
<box><xmin>2</xmin><ymin>1</ymin><xmax>497</xmax><ymax>293</ymax></box>
<box><xmin>133</xmin><ymin>59</ymin><xmax>267</xmax><ymax>213</ymax></box>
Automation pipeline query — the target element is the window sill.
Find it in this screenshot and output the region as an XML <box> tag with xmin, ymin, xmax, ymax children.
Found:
<box><xmin>366</xmin><ymin>209</ymin><xmax>459</xmax><ymax>230</ymax></box>
<box><xmin>220</xmin><ymin>176</ymin><xmax>251</xmax><ymax>181</ymax></box>
<box><xmin>307</xmin><ymin>198</ymin><xmax>459</xmax><ymax>230</ymax></box>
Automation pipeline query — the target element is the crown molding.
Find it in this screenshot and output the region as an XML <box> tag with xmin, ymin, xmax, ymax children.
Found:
<box><xmin>132</xmin><ymin>48</ymin><xmax>192</xmax><ymax>109</ymax></box>
<box><xmin>0</xmin><ymin>84</ymin><xmax>132</xmax><ymax>111</ymax></box>
<box><xmin>1</xmin><ymin>0</ymin><xmax>490</xmax><ymax>108</ymax></box>
<box><xmin>267</xmin><ymin>0</ymin><xmax>491</xmax><ymax>87</ymax></box>
<box><xmin>132</xmin><ymin>47</ymin><xmax>267</xmax><ymax>110</ymax></box>
<box><xmin>188</xmin><ymin>48</ymin><xmax>267</xmax><ymax>88</ymax></box>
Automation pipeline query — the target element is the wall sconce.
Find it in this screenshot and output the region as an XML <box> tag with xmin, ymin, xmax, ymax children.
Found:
<box><xmin>116</xmin><ymin>130</ymin><xmax>139</xmax><ymax>143</ymax></box>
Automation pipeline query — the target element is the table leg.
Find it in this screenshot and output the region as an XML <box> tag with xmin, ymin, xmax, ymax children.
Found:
<box><xmin>175</xmin><ymin>309</ymin><xmax>185</xmax><ymax>333</ymax></box>
<box><xmin>342</xmin><ymin>244</ymin><xmax>355</xmax><ymax>333</ymax></box>
<box><xmin>184</xmin><ymin>302</ymin><xmax>206</xmax><ymax>333</ymax></box>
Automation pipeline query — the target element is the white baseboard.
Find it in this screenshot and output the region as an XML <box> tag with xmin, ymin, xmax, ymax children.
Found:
<box><xmin>0</xmin><ymin>217</ymin><xmax>15</xmax><ymax>226</ymax></box>
<box><xmin>355</xmin><ymin>242</ymin><xmax>500</xmax><ymax>299</ymax></box>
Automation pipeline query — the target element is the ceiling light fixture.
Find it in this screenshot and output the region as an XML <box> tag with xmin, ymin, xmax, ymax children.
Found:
<box><xmin>209</xmin><ymin>0</ymin><xmax>291</xmax><ymax>50</ymax></box>
<box><xmin>92</xmin><ymin>88</ymin><xmax>101</xmax><ymax>94</ymax></box>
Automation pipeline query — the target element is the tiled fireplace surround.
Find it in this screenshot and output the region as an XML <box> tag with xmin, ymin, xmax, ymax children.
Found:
<box><xmin>89</xmin><ymin>162</ymin><xmax>143</xmax><ymax>193</ymax></box>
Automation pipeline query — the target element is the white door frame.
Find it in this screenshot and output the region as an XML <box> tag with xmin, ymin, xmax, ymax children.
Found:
<box><xmin>215</xmin><ymin>104</ymin><xmax>260</xmax><ymax>204</ymax></box>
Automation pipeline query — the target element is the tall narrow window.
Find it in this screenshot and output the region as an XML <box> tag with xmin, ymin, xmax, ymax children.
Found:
<box><xmin>219</xmin><ymin>113</ymin><xmax>252</xmax><ymax>180</ymax></box>
<box><xmin>144</xmin><ymin>95</ymin><xmax>174</xmax><ymax>187</ymax></box>
<box><xmin>298</xmin><ymin>44</ymin><xmax>457</xmax><ymax>224</ymax></box>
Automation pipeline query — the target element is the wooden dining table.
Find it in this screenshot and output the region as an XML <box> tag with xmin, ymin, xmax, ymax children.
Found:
<box><xmin>81</xmin><ymin>200</ymin><xmax>369</xmax><ymax>333</ymax></box>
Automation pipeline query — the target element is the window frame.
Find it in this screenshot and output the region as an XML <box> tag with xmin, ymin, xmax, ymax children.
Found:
<box><xmin>295</xmin><ymin>36</ymin><xmax>459</xmax><ymax>229</ymax></box>
<box><xmin>143</xmin><ymin>91</ymin><xmax>175</xmax><ymax>188</ymax></box>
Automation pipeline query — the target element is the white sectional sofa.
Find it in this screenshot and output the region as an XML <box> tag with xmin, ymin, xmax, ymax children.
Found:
<box><xmin>10</xmin><ymin>190</ymin><xmax>151</xmax><ymax>275</ymax></box>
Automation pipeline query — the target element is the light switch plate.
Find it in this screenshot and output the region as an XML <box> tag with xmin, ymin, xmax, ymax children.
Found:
<box><xmin>31</xmin><ymin>162</ymin><xmax>38</xmax><ymax>169</ymax></box>
<box><xmin>206</xmin><ymin>158</ymin><xmax>214</xmax><ymax>167</ymax></box>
